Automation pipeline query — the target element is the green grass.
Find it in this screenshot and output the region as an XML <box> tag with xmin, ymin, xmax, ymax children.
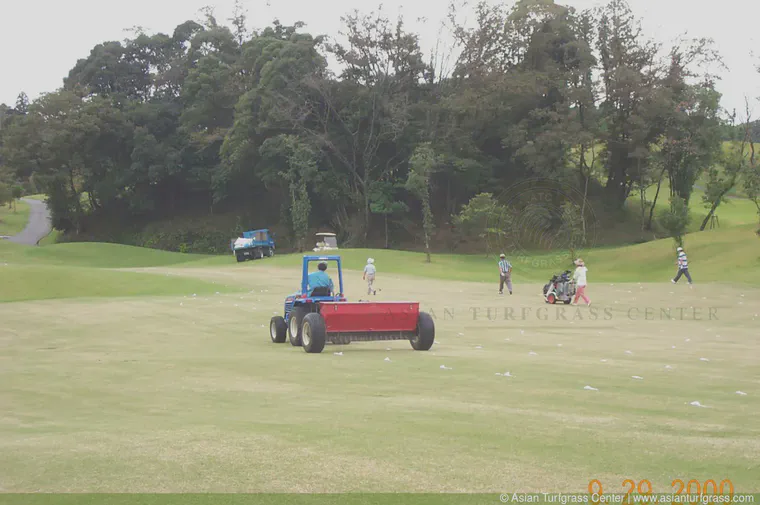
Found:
<box><xmin>624</xmin><ymin>181</ymin><xmax>758</xmax><ymax>232</ymax></box>
<box><xmin>23</xmin><ymin>193</ymin><xmax>47</xmax><ymax>201</ymax></box>
<box><xmin>0</xmin><ymin>263</ymin><xmax>239</xmax><ymax>303</ymax></box>
<box><xmin>4</xmin><ymin>222</ymin><xmax>759</xmax><ymax>286</ymax></box>
<box><xmin>0</xmin><ymin>240</ymin><xmax>218</xmax><ymax>268</ymax></box>
<box><xmin>1</xmin><ymin>255</ymin><xmax>758</xmax><ymax>492</ymax></box>
<box><xmin>1</xmin><ymin>208</ymin><xmax>758</xmax><ymax>493</ymax></box>
<box><xmin>37</xmin><ymin>228</ymin><xmax>61</xmax><ymax>246</ymax></box>
<box><xmin>207</xmin><ymin>224</ymin><xmax>760</xmax><ymax>285</ymax></box>
<box><xmin>0</xmin><ymin>200</ymin><xmax>30</xmax><ymax>236</ymax></box>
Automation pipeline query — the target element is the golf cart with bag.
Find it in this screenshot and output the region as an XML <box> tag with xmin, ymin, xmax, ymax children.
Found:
<box><xmin>543</xmin><ymin>270</ymin><xmax>575</xmax><ymax>304</ymax></box>
<box><xmin>269</xmin><ymin>255</ymin><xmax>435</xmax><ymax>354</ymax></box>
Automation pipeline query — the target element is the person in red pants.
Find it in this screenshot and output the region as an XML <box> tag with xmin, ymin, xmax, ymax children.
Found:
<box><xmin>572</xmin><ymin>258</ymin><xmax>590</xmax><ymax>306</ymax></box>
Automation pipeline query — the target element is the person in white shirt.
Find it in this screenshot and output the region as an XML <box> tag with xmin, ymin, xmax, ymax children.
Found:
<box><xmin>671</xmin><ymin>247</ymin><xmax>692</xmax><ymax>285</ymax></box>
<box><xmin>572</xmin><ymin>258</ymin><xmax>590</xmax><ymax>306</ymax></box>
<box><xmin>498</xmin><ymin>253</ymin><xmax>512</xmax><ymax>295</ymax></box>
<box><xmin>363</xmin><ymin>258</ymin><xmax>377</xmax><ymax>295</ymax></box>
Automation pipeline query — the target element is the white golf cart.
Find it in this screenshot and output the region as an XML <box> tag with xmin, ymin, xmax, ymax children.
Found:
<box><xmin>313</xmin><ymin>232</ymin><xmax>339</xmax><ymax>252</ymax></box>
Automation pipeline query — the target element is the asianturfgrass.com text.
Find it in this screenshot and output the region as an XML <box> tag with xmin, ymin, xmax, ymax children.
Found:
<box><xmin>499</xmin><ymin>493</ymin><xmax>755</xmax><ymax>504</ymax></box>
<box><xmin>424</xmin><ymin>306</ymin><xmax>719</xmax><ymax>322</ymax></box>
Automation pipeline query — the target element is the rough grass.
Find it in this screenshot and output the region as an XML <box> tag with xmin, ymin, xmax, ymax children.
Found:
<box><xmin>0</xmin><ymin>240</ymin><xmax>217</xmax><ymax>268</ymax></box>
<box><xmin>1</xmin><ymin>262</ymin><xmax>758</xmax><ymax>493</ymax></box>
<box><xmin>4</xmin><ymin>222</ymin><xmax>759</xmax><ymax>286</ymax></box>
<box><xmin>0</xmin><ymin>200</ymin><xmax>31</xmax><ymax>236</ymax></box>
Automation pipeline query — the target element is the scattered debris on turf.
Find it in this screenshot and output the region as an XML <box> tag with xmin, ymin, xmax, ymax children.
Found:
<box><xmin>440</xmin><ymin>365</ymin><xmax>452</xmax><ymax>370</ymax></box>
<box><xmin>584</xmin><ymin>385</ymin><xmax>599</xmax><ymax>391</ymax></box>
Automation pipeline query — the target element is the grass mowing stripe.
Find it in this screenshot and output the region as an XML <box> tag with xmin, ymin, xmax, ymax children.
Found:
<box><xmin>0</xmin><ymin>264</ymin><xmax>240</xmax><ymax>302</ymax></box>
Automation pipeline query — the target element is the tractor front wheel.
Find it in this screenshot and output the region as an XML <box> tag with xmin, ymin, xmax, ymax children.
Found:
<box><xmin>288</xmin><ymin>307</ymin><xmax>307</xmax><ymax>346</ymax></box>
<box><xmin>270</xmin><ymin>316</ymin><xmax>287</xmax><ymax>343</ymax></box>
<box><xmin>410</xmin><ymin>311</ymin><xmax>435</xmax><ymax>351</ymax></box>
<box><xmin>302</xmin><ymin>313</ymin><xmax>326</xmax><ymax>353</ymax></box>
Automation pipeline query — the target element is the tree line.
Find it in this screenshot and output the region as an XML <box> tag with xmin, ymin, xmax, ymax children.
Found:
<box><xmin>1</xmin><ymin>0</ymin><xmax>758</xmax><ymax>254</ymax></box>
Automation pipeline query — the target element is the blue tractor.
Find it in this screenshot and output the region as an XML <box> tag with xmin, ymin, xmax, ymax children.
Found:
<box><xmin>270</xmin><ymin>255</ymin><xmax>346</xmax><ymax>348</ymax></box>
<box><xmin>270</xmin><ymin>255</ymin><xmax>434</xmax><ymax>354</ymax></box>
<box><xmin>231</xmin><ymin>229</ymin><xmax>276</xmax><ymax>263</ymax></box>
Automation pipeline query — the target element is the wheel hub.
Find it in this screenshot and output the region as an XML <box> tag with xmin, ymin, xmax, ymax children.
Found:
<box><xmin>302</xmin><ymin>323</ymin><xmax>311</xmax><ymax>347</ymax></box>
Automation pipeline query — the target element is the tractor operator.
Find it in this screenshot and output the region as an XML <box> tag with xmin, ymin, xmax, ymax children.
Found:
<box><xmin>307</xmin><ymin>261</ymin><xmax>334</xmax><ymax>295</ymax></box>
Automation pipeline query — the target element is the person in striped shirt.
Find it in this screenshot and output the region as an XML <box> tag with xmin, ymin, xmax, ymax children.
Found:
<box><xmin>498</xmin><ymin>253</ymin><xmax>512</xmax><ymax>295</ymax></box>
<box><xmin>671</xmin><ymin>247</ymin><xmax>693</xmax><ymax>285</ymax></box>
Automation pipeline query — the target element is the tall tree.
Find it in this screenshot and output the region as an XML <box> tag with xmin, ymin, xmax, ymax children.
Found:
<box><xmin>701</xmin><ymin>99</ymin><xmax>753</xmax><ymax>231</ymax></box>
<box><xmin>660</xmin><ymin>40</ymin><xmax>723</xmax><ymax>205</ymax></box>
<box><xmin>288</xmin><ymin>9</ymin><xmax>429</xmax><ymax>244</ymax></box>
<box><xmin>406</xmin><ymin>143</ymin><xmax>438</xmax><ymax>262</ymax></box>
<box><xmin>595</xmin><ymin>0</ymin><xmax>662</xmax><ymax>209</ymax></box>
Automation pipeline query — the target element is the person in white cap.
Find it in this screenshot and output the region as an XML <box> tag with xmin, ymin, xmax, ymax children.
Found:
<box><xmin>671</xmin><ymin>247</ymin><xmax>692</xmax><ymax>285</ymax></box>
<box><xmin>572</xmin><ymin>258</ymin><xmax>590</xmax><ymax>306</ymax></box>
<box><xmin>363</xmin><ymin>258</ymin><xmax>377</xmax><ymax>295</ymax></box>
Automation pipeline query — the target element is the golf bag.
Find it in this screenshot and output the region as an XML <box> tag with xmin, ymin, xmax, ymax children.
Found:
<box><xmin>543</xmin><ymin>270</ymin><xmax>575</xmax><ymax>304</ymax></box>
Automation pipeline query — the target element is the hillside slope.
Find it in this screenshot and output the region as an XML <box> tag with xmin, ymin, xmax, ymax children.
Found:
<box><xmin>3</xmin><ymin>224</ymin><xmax>758</xmax><ymax>285</ymax></box>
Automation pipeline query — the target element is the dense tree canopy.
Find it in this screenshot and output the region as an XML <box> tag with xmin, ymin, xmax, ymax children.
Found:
<box><xmin>0</xmin><ymin>0</ymin><xmax>746</xmax><ymax>252</ymax></box>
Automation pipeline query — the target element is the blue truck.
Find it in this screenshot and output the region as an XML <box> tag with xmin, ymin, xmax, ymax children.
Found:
<box><xmin>231</xmin><ymin>229</ymin><xmax>275</xmax><ymax>262</ymax></box>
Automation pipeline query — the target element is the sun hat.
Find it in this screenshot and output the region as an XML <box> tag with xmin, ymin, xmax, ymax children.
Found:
<box><xmin>500</xmin><ymin>253</ymin><xmax>506</xmax><ymax>258</ymax></box>
<box><xmin>677</xmin><ymin>247</ymin><xmax>683</xmax><ymax>252</ymax></box>
<box><xmin>367</xmin><ymin>258</ymin><xmax>374</xmax><ymax>264</ymax></box>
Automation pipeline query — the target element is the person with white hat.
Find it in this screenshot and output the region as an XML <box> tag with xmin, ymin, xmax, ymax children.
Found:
<box><xmin>572</xmin><ymin>258</ymin><xmax>590</xmax><ymax>306</ymax></box>
<box><xmin>363</xmin><ymin>258</ymin><xmax>377</xmax><ymax>295</ymax></box>
<box><xmin>672</xmin><ymin>246</ymin><xmax>692</xmax><ymax>285</ymax></box>
<box><xmin>498</xmin><ymin>253</ymin><xmax>512</xmax><ymax>295</ymax></box>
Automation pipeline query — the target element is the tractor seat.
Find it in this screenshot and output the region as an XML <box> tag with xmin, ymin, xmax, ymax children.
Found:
<box><xmin>310</xmin><ymin>286</ymin><xmax>332</xmax><ymax>297</ymax></box>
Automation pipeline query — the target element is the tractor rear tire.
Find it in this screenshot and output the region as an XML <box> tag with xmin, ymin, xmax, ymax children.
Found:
<box><xmin>270</xmin><ymin>316</ymin><xmax>287</xmax><ymax>343</ymax></box>
<box><xmin>236</xmin><ymin>253</ymin><xmax>244</xmax><ymax>263</ymax></box>
<box><xmin>410</xmin><ymin>311</ymin><xmax>435</xmax><ymax>351</ymax></box>
<box><xmin>301</xmin><ymin>313</ymin><xmax>326</xmax><ymax>353</ymax></box>
<box><xmin>288</xmin><ymin>307</ymin><xmax>307</xmax><ymax>346</ymax></box>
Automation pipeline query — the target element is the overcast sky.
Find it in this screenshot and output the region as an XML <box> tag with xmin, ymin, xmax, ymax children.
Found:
<box><xmin>1</xmin><ymin>0</ymin><xmax>758</xmax><ymax>118</ymax></box>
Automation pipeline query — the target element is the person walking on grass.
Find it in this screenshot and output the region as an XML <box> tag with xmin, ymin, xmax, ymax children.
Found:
<box><xmin>572</xmin><ymin>258</ymin><xmax>590</xmax><ymax>306</ymax></box>
<box><xmin>498</xmin><ymin>253</ymin><xmax>512</xmax><ymax>295</ymax></box>
<box><xmin>671</xmin><ymin>247</ymin><xmax>693</xmax><ymax>286</ymax></box>
<box><xmin>363</xmin><ymin>258</ymin><xmax>376</xmax><ymax>295</ymax></box>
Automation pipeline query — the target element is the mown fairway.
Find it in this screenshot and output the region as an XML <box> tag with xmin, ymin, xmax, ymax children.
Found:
<box><xmin>1</xmin><ymin>238</ymin><xmax>758</xmax><ymax>493</ymax></box>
